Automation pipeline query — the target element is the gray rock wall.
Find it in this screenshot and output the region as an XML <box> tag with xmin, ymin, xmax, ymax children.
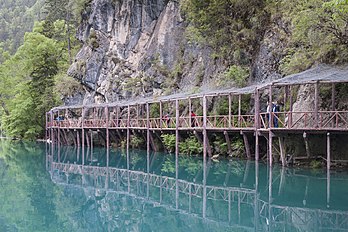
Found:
<box><xmin>68</xmin><ymin>0</ymin><xmax>230</xmax><ymax>105</ymax></box>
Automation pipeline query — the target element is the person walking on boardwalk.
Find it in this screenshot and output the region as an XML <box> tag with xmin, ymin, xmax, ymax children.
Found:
<box><xmin>190</xmin><ymin>111</ymin><xmax>196</xmax><ymax>127</ymax></box>
<box><xmin>163</xmin><ymin>113</ymin><xmax>170</xmax><ymax>127</ymax></box>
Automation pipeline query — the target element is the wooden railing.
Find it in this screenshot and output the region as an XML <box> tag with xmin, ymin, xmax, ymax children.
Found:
<box><xmin>259</xmin><ymin>111</ymin><xmax>348</xmax><ymax>129</ymax></box>
<box><xmin>47</xmin><ymin>111</ymin><xmax>348</xmax><ymax>130</ymax></box>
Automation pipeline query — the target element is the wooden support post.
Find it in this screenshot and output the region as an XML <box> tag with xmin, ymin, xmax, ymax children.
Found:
<box><xmin>238</xmin><ymin>94</ymin><xmax>241</xmax><ymax>127</ymax></box>
<box><xmin>289</xmin><ymin>85</ymin><xmax>293</xmax><ymax>128</ymax></box>
<box><xmin>90</xmin><ymin>130</ymin><xmax>93</xmax><ymax>160</ymax></box>
<box><xmin>77</xmin><ymin>130</ymin><xmax>80</xmax><ymax>147</ymax></box>
<box><xmin>331</xmin><ymin>83</ymin><xmax>336</xmax><ymax>128</ymax></box>
<box><xmin>189</xmin><ymin>97</ymin><xmax>192</xmax><ymax>128</ymax></box>
<box><xmin>203</xmin><ymin>95</ymin><xmax>207</xmax><ymax>218</ymax></box>
<box><xmin>146</xmin><ymin>102</ymin><xmax>150</xmax><ymax>154</ymax></box>
<box><xmin>327</xmin><ymin>132</ymin><xmax>331</xmax><ymax>170</ymax></box>
<box><xmin>224</xmin><ymin>131</ymin><xmax>232</xmax><ymax>155</ymax></box>
<box><xmin>327</xmin><ymin>168</ymin><xmax>330</xmax><ymax>208</ymax></box>
<box><xmin>269</xmin><ymin>85</ymin><xmax>273</xmax><ymax>128</ymax></box>
<box><xmin>82</xmin><ymin>107</ymin><xmax>85</xmax><ymax>165</ymax></box>
<box><xmin>149</xmin><ymin>132</ymin><xmax>158</xmax><ymax>152</ymax></box>
<box><xmin>331</xmin><ymin>83</ymin><xmax>336</xmax><ymax>111</ymax></box>
<box><xmin>254</xmin><ymin>88</ymin><xmax>260</xmax><ymax>161</ymax></box>
<box><xmin>146</xmin><ymin>101</ymin><xmax>152</xmax><ymax>199</ymax></box>
<box><xmin>278</xmin><ymin>137</ymin><xmax>286</xmax><ymax>167</ymax></box>
<box><xmin>175</xmin><ymin>99</ymin><xmax>179</xmax><ymax>209</ymax></box>
<box><xmin>314</xmin><ymin>81</ymin><xmax>319</xmax><ymax>128</ymax></box>
<box><xmin>105</xmin><ymin>106</ymin><xmax>109</xmax><ymax>167</ymax></box>
<box><xmin>242</xmin><ymin>132</ymin><xmax>251</xmax><ymax>159</ymax></box>
<box><xmin>269</xmin><ymin>130</ymin><xmax>273</xmax><ymax>166</ymax></box>
<box><xmin>159</xmin><ymin>101</ymin><xmax>163</xmax><ymax>129</ymax></box>
<box><xmin>194</xmin><ymin>131</ymin><xmax>212</xmax><ymax>157</ymax></box>
<box><xmin>228</xmin><ymin>94</ymin><xmax>232</xmax><ymax>128</ymax></box>
<box><xmin>303</xmin><ymin>132</ymin><xmax>311</xmax><ymax>158</ymax></box>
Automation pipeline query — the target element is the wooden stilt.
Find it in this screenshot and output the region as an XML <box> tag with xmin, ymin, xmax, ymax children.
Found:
<box><xmin>269</xmin><ymin>130</ymin><xmax>273</xmax><ymax>166</ymax></box>
<box><xmin>278</xmin><ymin>137</ymin><xmax>286</xmax><ymax>167</ymax></box>
<box><xmin>203</xmin><ymin>95</ymin><xmax>207</xmax><ymax>218</ymax></box>
<box><xmin>90</xmin><ymin>130</ymin><xmax>93</xmax><ymax>161</ymax></box>
<box><xmin>193</xmin><ymin>131</ymin><xmax>212</xmax><ymax>157</ymax></box>
<box><xmin>159</xmin><ymin>101</ymin><xmax>163</xmax><ymax>129</ymax></box>
<box><xmin>238</xmin><ymin>94</ymin><xmax>241</xmax><ymax>127</ymax></box>
<box><xmin>269</xmin><ymin>85</ymin><xmax>273</xmax><ymax>128</ymax></box>
<box><xmin>327</xmin><ymin>132</ymin><xmax>331</xmax><ymax>170</ymax></box>
<box><xmin>82</xmin><ymin>129</ymin><xmax>85</xmax><ymax>165</ymax></box>
<box><xmin>303</xmin><ymin>132</ymin><xmax>311</xmax><ymax>158</ymax></box>
<box><xmin>289</xmin><ymin>85</ymin><xmax>293</xmax><ymax>128</ymax></box>
<box><xmin>255</xmin><ymin>132</ymin><xmax>259</xmax><ymax>161</ymax></box>
<box><xmin>224</xmin><ymin>131</ymin><xmax>232</xmax><ymax>155</ymax></box>
<box><xmin>327</xmin><ymin>168</ymin><xmax>331</xmax><ymax>208</ymax></box>
<box><xmin>228</xmin><ymin>94</ymin><xmax>232</xmax><ymax>128</ymax></box>
<box><xmin>106</xmin><ymin>106</ymin><xmax>109</xmax><ymax>167</ymax></box>
<box><xmin>314</xmin><ymin>81</ymin><xmax>319</xmax><ymax>128</ymax></box>
<box><xmin>331</xmin><ymin>83</ymin><xmax>336</xmax><ymax>128</ymax></box>
<box><xmin>254</xmin><ymin>88</ymin><xmax>260</xmax><ymax>161</ymax></box>
<box><xmin>242</xmin><ymin>132</ymin><xmax>251</xmax><ymax>159</ymax></box>
<box><xmin>189</xmin><ymin>97</ymin><xmax>192</xmax><ymax>128</ymax></box>
<box><xmin>149</xmin><ymin>132</ymin><xmax>158</xmax><ymax>152</ymax></box>
<box><xmin>175</xmin><ymin>99</ymin><xmax>179</xmax><ymax>209</ymax></box>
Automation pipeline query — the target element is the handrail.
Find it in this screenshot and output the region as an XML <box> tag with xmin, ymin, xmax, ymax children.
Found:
<box><xmin>47</xmin><ymin>111</ymin><xmax>348</xmax><ymax>130</ymax></box>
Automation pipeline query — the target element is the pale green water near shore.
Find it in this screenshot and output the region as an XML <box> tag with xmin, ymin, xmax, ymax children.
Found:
<box><xmin>0</xmin><ymin>140</ymin><xmax>348</xmax><ymax>231</ymax></box>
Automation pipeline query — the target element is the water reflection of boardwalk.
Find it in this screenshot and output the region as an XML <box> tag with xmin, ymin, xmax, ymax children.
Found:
<box><xmin>46</xmin><ymin>66</ymin><xmax>348</xmax><ymax>168</ymax></box>
<box><xmin>48</xmin><ymin>158</ymin><xmax>348</xmax><ymax>232</ymax></box>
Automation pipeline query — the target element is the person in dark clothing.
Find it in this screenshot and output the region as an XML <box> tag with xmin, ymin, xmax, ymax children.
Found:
<box><xmin>273</xmin><ymin>102</ymin><xmax>279</xmax><ymax>128</ymax></box>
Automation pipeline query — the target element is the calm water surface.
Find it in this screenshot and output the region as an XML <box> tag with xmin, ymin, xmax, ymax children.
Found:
<box><xmin>0</xmin><ymin>140</ymin><xmax>348</xmax><ymax>231</ymax></box>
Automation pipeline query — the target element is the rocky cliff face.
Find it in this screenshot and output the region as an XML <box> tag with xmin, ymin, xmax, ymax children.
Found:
<box><xmin>67</xmin><ymin>0</ymin><xmax>285</xmax><ymax>105</ymax></box>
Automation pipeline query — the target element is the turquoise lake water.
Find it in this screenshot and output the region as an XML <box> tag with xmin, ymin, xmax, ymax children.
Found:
<box><xmin>0</xmin><ymin>140</ymin><xmax>348</xmax><ymax>231</ymax></box>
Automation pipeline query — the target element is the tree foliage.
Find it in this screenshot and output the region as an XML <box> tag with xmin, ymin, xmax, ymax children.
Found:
<box><xmin>0</xmin><ymin>21</ymin><xmax>78</xmax><ymax>139</ymax></box>
<box><xmin>0</xmin><ymin>0</ymin><xmax>44</xmax><ymax>62</ymax></box>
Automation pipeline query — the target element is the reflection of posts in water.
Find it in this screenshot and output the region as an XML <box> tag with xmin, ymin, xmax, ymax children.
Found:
<box><xmin>268</xmin><ymin>166</ymin><xmax>273</xmax><ymax>230</ymax></box>
<box><xmin>327</xmin><ymin>169</ymin><xmax>330</xmax><ymax>208</ymax></box>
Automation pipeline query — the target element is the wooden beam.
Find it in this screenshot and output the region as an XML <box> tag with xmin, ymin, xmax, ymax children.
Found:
<box><xmin>224</xmin><ymin>131</ymin><xmax>231</xmax><ymax>155</ymax></box>
<box><xmin>228</xmin><ymin>94</ymin><xmax>232</xmax><ymax>128</ymax></box>
<box><xmin>189</xmin><ymin>97</ymin><xmax>192</xmax><ymax>128</ymax></box>
<box><xmin>331</xmin><ymin>83</ymin><xmax>335</xmax><ymax>111</ymax></box>
<box><xmin>278</xmin><ymin>137</ymin><xmax>286</xmax><ymax>167</ymax></box>
<box><xmin>242</xmin><ymin>132</ymin><xmax>251</xmax><ymax>159</ymax></box>
<box><xmin>327</xmin><ymin>132</ymin><xmax>331</xmax><ymax>170</ymax></box>
<box><xmin>175</xmin><ymin>99</ymin><xmax>179</xmax><ymax>209</ymax></box>
<box><xmin>289</xmin><ymin>85</ymin><xmax>293</xmax><ymax>128</ymax></box>
<box><xmin>254</xmin><ymin>88</ymin><xmax>260</xmax><ymax>161</ymax></box>
<box><xmin>238</xmin><ymin>94</ymin><xmax>241</xmax><ymax>127</ymax></box>
<box><xmin>303</xmin><ymin>132</ymin><xmax>311</xmax><ymax>158</ymax></box>
<box><xmin>105</xmin><ymin>106</ymin><xmax>109</xmax><ymax>167</ymax></box>
<box><xmin>159</xmin><ymin>101</ymin><xmax>163</xmax><ymax>129</ymax></box>
<box><xmin>146</xmin><ymin>102</ymin><xmax>150</xmax><ymax>154</ymax></box>
<box><xmin>269</xmin><ymin>85</ymin><xmax>273</xmax><ymax>128</ymax></box>
<box><xmin>314</xmin><ymin>81</ymin><xmax>319</xmax><ymax>128</ymax></box>
<box><xmin>269</xmin><ymin>130</ymin><xmax>273</xmax><ymax>166</ymax></box>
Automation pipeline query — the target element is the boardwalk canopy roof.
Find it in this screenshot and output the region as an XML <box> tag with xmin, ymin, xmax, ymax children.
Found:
<box><xmin>52</xmin><ymin>64</ymin><xmax>348</xmax><ymax>111</ymax></box>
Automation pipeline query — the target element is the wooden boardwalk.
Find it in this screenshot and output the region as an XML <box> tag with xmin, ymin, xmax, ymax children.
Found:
<box><xmin>46</xmin><ymin>67</ymin><xmax>348</xmax><ymax>168</ymax></box>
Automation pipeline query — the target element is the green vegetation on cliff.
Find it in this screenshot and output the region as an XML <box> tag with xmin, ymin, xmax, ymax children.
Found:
<box><xmin>182</xmin><ymin>0</ymin><xmax>348</xmax><ymax>75</ymax></box>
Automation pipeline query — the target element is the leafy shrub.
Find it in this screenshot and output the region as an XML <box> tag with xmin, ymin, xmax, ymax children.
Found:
<box><xmin>179</xmin><ymin>136</ymin><xmax>203</xmax><ymax>155</ymax></box>
<box><xmin>221</xmin><ymin>65</ymin><xmax>249</xmax><ymax>88</ymax></box>
<box><xmin>161</xmin><ymin>134</ymin><xmax>176</xmax><ymax>153</ymax></box>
